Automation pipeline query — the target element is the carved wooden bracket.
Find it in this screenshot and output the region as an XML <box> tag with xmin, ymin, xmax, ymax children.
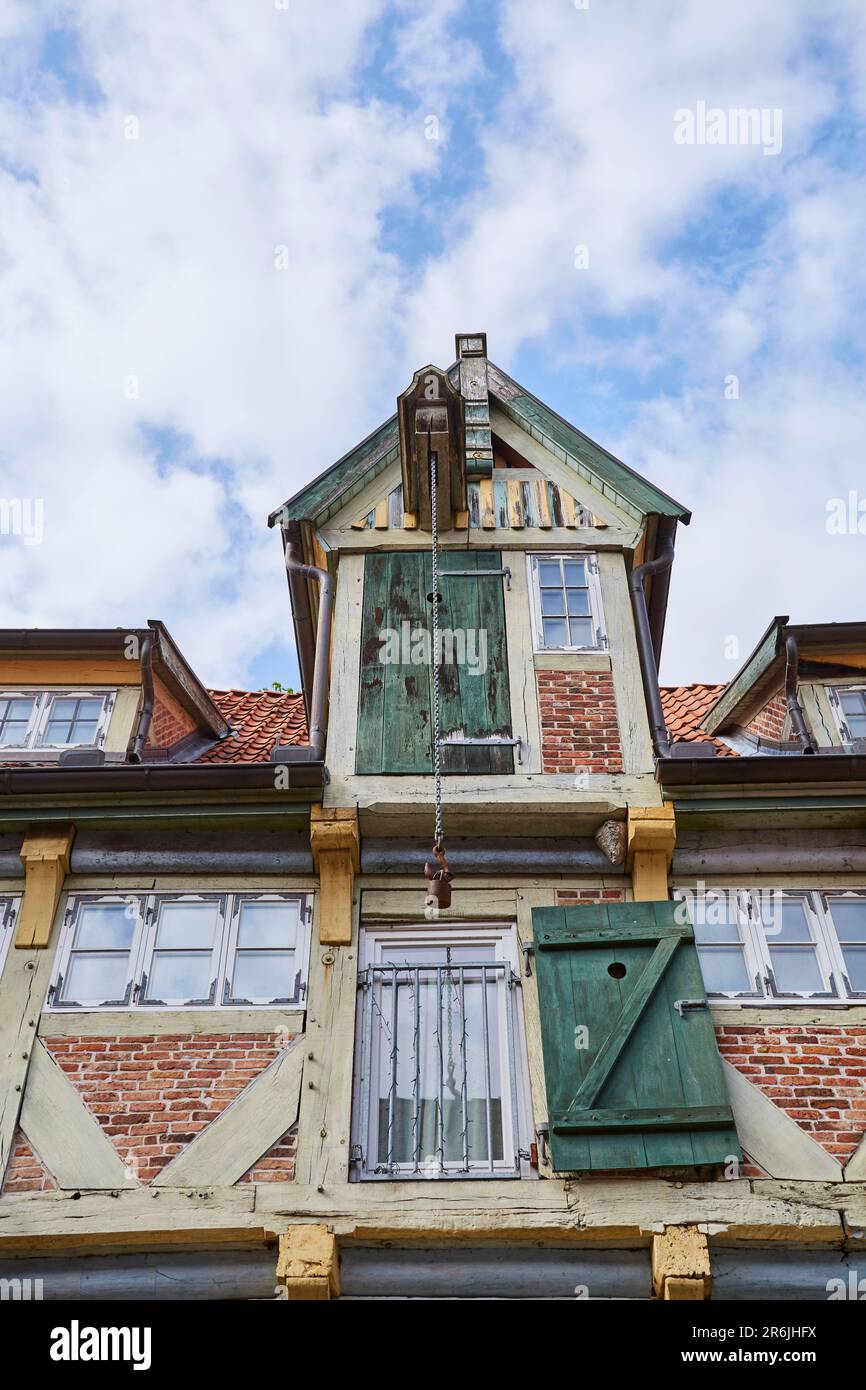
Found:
<box><xmin>276</xmin><ymin>1224</ymin><xmax>340</xmax><ymax>1300</ymax></box>
<box><xmin>627</xmin><ymin>806</ymin><xmax>676</xmax><ymax>902</ymax></box>
<box><xmin>15</xmin><ymin>825</ymin><xmax>76</xmax><ymax>949</ymax></box>
<box><xmin>652</xmin><ymin>1224</ymin><xmax>711</xmax><ymax>1300</ymax></box>
<box><xmin>310</xmin><ymin>806</ymin><xmax>360</xmax><ymax>946</ymax></box>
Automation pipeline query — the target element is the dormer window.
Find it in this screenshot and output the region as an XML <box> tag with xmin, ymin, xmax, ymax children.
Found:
<box><xmin>528</xmin><ymin>553</ymin><xmax>606</xmax><ymax>651</ymax></box>
<box><xmin>0</xmin><ymin>690</ymin><xmax>115</xmax><ymax>752</ymax></box>
<box><xmin>830</xmin><ymin>685</ymin><xmax>866</xmax><ymax>744</ymax></box>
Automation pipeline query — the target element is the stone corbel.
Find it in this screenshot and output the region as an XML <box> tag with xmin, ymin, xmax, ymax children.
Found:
<box><xmin>627</xmin><ymin>806</ymin><xmax>676</xmax><ymax>902</ymax></box>
<box><xmin>15</xmin><ymin>825</ymin><xmax>76</xmax><ymax>948</ymax></box>
<box><xmin>652</xmin><ymin>1224</ymin><xmax>711</xmax><ymax>1300</ymax></box>
<box><xmin>310</xmin><ymin>806</ymin><xmax>360</xmax><ymax>946</ymax></box>
<box><xmin>276</xmin><ymin>1224</ymin><xmax>340</xmax><ymax>1300</ymax></box>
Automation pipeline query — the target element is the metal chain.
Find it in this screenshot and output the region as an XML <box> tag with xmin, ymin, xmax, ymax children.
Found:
<box><xmin>429</xmin><ymin>441</ymin><xmax>443</xmax><ymax>849</ymax></box>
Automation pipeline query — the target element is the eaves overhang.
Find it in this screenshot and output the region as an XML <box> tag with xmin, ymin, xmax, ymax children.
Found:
<box><xmin>657</xmin><ymin>752</ymin><xmax>866</xmax><ymax>787</ymax></box>
<box><xmin>702</xmin><ymin>618</ymin><xmax>866</xmax><ymax>736</ymax></box>
<box><xmin>0</xmin><ymin>762</ymin><xmax>323</xmax><ymax>799</ymax></box>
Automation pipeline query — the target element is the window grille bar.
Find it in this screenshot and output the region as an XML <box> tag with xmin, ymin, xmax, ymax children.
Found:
<box><xmin>358</xmin><ymin>961</ymin><xmax>518</xmax><ymax>1180</ymax></box>
<box><xmin>358</xmin><ymin>966</ymin><xmax>373</xmax><ymax>1173</ymax></box>
<box><xmin>459</xmin><ymin>966</ymin><xmax>470</xmax><ymax>1174</ymax></box>
<box><xmin>480</xmin><ymin>964</ymin><xmax>494</xmax><ymax>1173</ymax></box>
<box><xmin>386</xmin><ymin>968</ymin><xmax>399</xmax><ymax>1169</ymax></box>
<box><xmin>437</xmin><ymin>966</ymin><xmax>445</xmax><ymax>1175</ymax></box>
<box><xmin>412</xmin><ymin>967</ymin><xmax>421</xmax><ymax>1175</ymax></box>
<box><xmin>505</xmin><ymin>970</ymin><xmax>521</xmax><ymax>1171</ymax></box>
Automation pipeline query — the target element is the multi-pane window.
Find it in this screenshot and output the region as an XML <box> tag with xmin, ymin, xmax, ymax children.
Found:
<box><xmin>824</xmin><ymin>894</ymin><xmax>866</xmax><ymax>996</ymax></box>
<box><xmin>0</xmin><ymin>896</ymin><xmax>21</xmax><ymax>978</ymax></box>
<box><xmin>675</xmin><ymin>887</ymin><xmax>866</xmax><ymax>1001</ymax></box>
<box><xmin>353</xmin><ymin>926</ymin><xmax>531</xmax><ymax>1180</ymax></box>
<box><xmin>528</xmin><ymin>554</ymin><xmax>605</xmax><ymax>651</ymax></box>
<box><xmin>47</xmin><ymin>892</ymin><xmax>311</xmax><ymax>1009</ymax></box>
<box><xmin>831</xmin><ymin>686</ymin><xmax>866</xmax><ymax>743</ymax></box>
<box><xmin>0</xmin><ymin>697</ymin><xmax>37</xmax><ymax>746</ymax></box>
<box><xmin>0</xmin><ymin>690</ymin><xmax>114</xmax><ymax>751</ymax></box>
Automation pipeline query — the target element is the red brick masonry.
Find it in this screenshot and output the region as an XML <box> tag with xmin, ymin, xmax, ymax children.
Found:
<box><xmin>537</xmin><ymin>671</ymin><xmax>623</xmax><ymax>773</ymax></box>
<box><xmin>2</xmin><ymin>1132</ymin><xmax>57</xmax><ymax>1194</ymax></box>
<box><xmin>745</xmin><ymin>692</ymin><xmax>787</xmax><ymax>742</ymax></box>
<box><xmin>35</xmin><ymin>1033</ymin><xmax>299</xmax><ymax>1183</ymax></box>
<box><xmin>716</xmin><ymin>1025</ymin><xmax>866</xmax><ymax>1162</ymax></box>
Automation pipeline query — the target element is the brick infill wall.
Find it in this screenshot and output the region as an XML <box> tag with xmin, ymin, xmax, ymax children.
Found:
<box><xmin>716</xmin><ymin>1025</ymin><xmax>866</xmax><ymax>1162</ymax></box>
<box><xmin>537</xmin><ymin>671</ymin><xmax>623</xmax><ymax>773</ymax></box>
<box><xmin>39</xmin><ymin>1033</ymin><xmax>298</xmax><ymax>1183</ymax></box>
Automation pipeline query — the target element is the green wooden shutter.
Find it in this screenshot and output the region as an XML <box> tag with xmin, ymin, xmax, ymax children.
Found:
<box><xmin>533</xmin><ymin>900</ymin><xmax>739</xmax><ymax>1172</ymax></box>
<box><xmin>356</xmin><ymin>550</ymin><xmax>513</xmax><ymax>774</ymax></box>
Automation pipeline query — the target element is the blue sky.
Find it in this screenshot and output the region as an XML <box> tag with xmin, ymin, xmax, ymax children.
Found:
<box><xmin>1</xmin><ymin>0</ymin><xmax>865</xmax><ymax>691</ymax></box>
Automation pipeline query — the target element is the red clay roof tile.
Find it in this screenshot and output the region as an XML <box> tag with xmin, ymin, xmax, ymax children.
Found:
<box><xmin>660</xmin><ymin>683</ymin><xmax>737</xmax><ymax>756</ymax></box>
<box><xmin>198</xmin><ymin>689</ymin><xmax>308</xmax><ymax>763</ymax></box>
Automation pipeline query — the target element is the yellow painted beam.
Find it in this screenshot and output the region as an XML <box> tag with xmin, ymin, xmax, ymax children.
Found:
<box><xmin>652</xmin><ymin>1225</ymin><xmax>711</xmax><ymax>1300</ymax></box>
<box><xmin>310</xmin><ymin>806</ymin><xmax>360</xmax><ymax>946</ymax></box>
<box><xmin>536</xmin><ymin>481</ymin><xmax>552</xmax><ymax>529</ymax></box>
<box><xmin>15</xmin><ymin>826</ymin><xmax>76</xmax><ymax>948</ymax></box>
<box><xmin>276</xmin><ymin>1224</ymin><xmax>340</xmax><ymax>1300</ymax></box>
<box><xmin>627</xmin><ymin>806</ymin><xmax>676</xmax><ymax>902</ymax></box>
<box><xmin>507</xmin><ymin>479</ymin><xmax>524</xmax><ymax>529</ymax></box>
<box><xmin>0</xmin><ymin>658</ymin><xmax>140</xmax><ymax>685</ymax></box>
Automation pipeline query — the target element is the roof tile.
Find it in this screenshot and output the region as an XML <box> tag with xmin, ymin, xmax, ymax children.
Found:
<box><xmin>660</xmin><ymin>683</ymin><xmax>737</xmax><ymax>756</ymax></box>
<box><xmin>198</xmin><ymin>689</ymin><xmax>308</xmax><ymax>763</ymax></box>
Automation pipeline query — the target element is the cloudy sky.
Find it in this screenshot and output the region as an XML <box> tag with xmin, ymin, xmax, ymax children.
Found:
<box><xmin>1</xmin><ymin>1</ymin><xmax>865</xmax><ymax>690</ymax></box>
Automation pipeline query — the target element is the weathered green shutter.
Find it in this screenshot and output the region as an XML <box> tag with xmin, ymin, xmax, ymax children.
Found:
<box><xmin>356</xmin><ymin>550</ymin><xmax>512</xmax><ymax>774</ymax></box>
<box><xmin>533</xmin><ymin>901</ymin><xmax>739</xmax><ymax>1172</ymax></box>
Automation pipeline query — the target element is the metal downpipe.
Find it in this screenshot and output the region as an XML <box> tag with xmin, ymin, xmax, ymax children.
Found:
<box><xmin>784</xmin><ymin>632</ymin><xmax>816</xmax><ymax>753</ymax></box>
<box><xmin>284</xmin><ymin>540</ymin><xmax>334</xmax><ymax>759</ymax></box>
<box><xmin>628</xmin><ymin>539</ymin><xmax>674</xmax><ymax>759</ymax></box>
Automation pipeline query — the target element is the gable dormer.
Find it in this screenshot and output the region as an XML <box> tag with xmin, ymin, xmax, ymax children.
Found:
<box><xmin>269</xmin><ymin>332</ymin><xmax>690</xmax><ymax>832</ymax></box>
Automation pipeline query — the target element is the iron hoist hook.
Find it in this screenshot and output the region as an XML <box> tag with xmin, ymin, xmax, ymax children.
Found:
<box><xmin>425</xmin><ymin>841</ymin><xmax>453</xmax><ymax>911</ymax></box>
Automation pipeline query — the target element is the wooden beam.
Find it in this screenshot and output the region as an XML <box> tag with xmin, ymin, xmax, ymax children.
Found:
<box><xmin>0</xmin><ymin>658</ymin><xmax>141</xmax><ymax>685</ymax></box>
<box><xmin>627</xmin><ymin>806</ymin><xmax>676</xmax><ymax>902</ymax></box>
<box><xmin>0</xmin><ymin>1179</ymin><xmax>861</xmax><ymax>1252</ymax></box>
<box><xmin>152</xmin><ymin>1039</ymin><xmax>305</xmax><ymax>1188</ymax></box>
<box><xmin>293</xmin><ymin>897</ymin><xmax>358</xmax><ymax>1190</ymax></box>
<box><xmin>507</xmin><ymin>479</ymin><xmax>524</xmax><ymax>528</ymax></box>
<box><xmin>310</xmin><ymin>806</ymin><xmax>359</xmax><ymax>946</ymax></box>
<box><xmin>20</xmin><ymin>1040</ymin><xmax>132</xmax><ymax>1190</ymax></box>
<box><xmin>15</xmin><ymin>826</ymin><xmax>75</xmax><ymax>949</ymax></box>
<box><xmin>276</xmin><ymin>1224</ymin><xmax>339</xmax><ymax>1300</ymax></box>
<box><xmin>0</xmin><ymin>941</ymin><xmax>60</xmax><ymax>1189</ymax></box>
<box><xmin>479</xmin><ymin>477</ymin><xmax>496</xmax><ymax>529</ymax></box>
<box><xmin>652</xmin><ymin>1225</ymin><xmax>711</xmax><ymax>1299</ymax></box>
<box><xmin>373</xmin><ymin>498</ymin><xmax>389</xmax><ymax>530</ymax></box>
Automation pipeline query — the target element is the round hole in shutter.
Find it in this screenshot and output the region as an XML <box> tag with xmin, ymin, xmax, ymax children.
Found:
<box><xmin>608</xmin><ymin>962</ymin><xmax>627</xmax><ymax>979</ymax></box>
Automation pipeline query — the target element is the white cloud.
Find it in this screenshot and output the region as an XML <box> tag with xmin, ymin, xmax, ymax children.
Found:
<box><xmin>1</xmin><ymin>1</ymin><xmax>865</xmax><ymax>690</ymax></box>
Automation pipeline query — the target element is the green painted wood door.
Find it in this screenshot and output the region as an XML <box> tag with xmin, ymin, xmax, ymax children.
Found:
<box><xmin>356</xmin><ymin>550</ymin><xmax>513</xmax><ymax>774</ymax></box>
<box><xmin>532</xmin><ymin>900</ymin><xmax>740</xmax><ymax>1173</ymax></box>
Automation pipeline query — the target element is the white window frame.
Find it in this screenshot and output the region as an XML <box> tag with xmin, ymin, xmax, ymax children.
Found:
<box><xmin>352</xmin><ymin>922</ymin><xmax>533</xmax><ymax>1181</ymax></box>
<box><xmin>0</xmin><ymin>896</ymin><xmax>21</xmax><ymax>978</ymax></box>
<box><xmin>47</xmin><ymin>890</ymin><xmax>313</xmax><ymax>1011</ymax></box>
<box><xmin>222</xmin><ymin>891</ymin><xmax>311</xmax><ymax>1006</ymax></box>
<box><xmin>674</xmin><ymin>886</ymin><xmax>866</xmax><ymax>1004</ymax></box>
<box><xmin>527</xmin><ymin>552</ymin><xmax>607</xmax><ymax>652</ymax></box>
<box><xmin>0</xmin><ymin>693</ymin><xmax>41</xmax><ymax>748</ymax></box>
<box><xmin>0</xmin><ymin>689</ymin><xmax>116</xmax><ymax>753</ymax></box>
<box><xmin>828</xmin><ymin>685</ymin><xmax>866</xmax><ymax>746</ymax></box>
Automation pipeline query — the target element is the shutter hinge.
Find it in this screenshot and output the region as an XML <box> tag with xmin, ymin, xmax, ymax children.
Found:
<box><xmin>674</xmin><ymin>998</ymin><xmax>708</xmax><ymax>1016</ymax></box>
<box><xmin>522</xmin><ymin>941</ymin><xmax>535</xmax><ymax>977</ymax></box>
